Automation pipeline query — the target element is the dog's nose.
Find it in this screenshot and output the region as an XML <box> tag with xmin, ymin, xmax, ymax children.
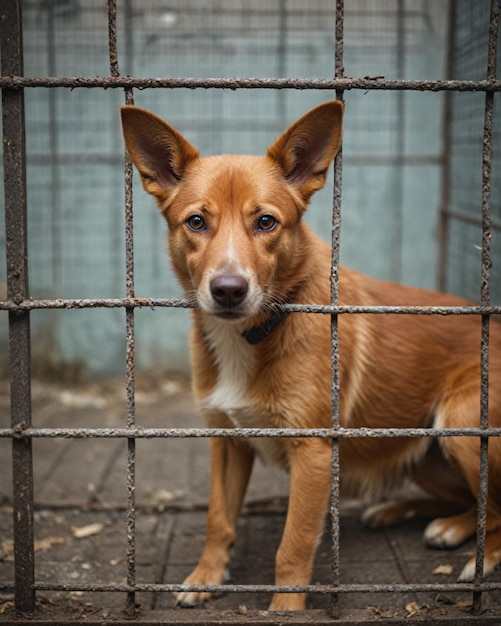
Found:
<box><xmin>210</xmin><ymin>275</ymin><xmax>248</xmax><ymax>308</ymax></box>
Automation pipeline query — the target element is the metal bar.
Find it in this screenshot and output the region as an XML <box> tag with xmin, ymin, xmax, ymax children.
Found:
<box><xmin>437</xmin><ymin>0</ymin><xmax>456</xmax><ymax>291</ymax></box>
<box><xmin>329</xmin><ymin>0</ymin><xmax>345</xmax><ymax>618</ymax></box>
<box><xmin>28</xmin><ymin>580</ymin><xmax>501</xmax><ymax>595</ymax></box>
<box><xmin>124</xmin><ymin>207</ymin><xmax>137</xmax><ymax>623</ymax></box>
<box><xmin>3</xmin><ymin>298</ymin><xmax>501</xmax><ymax>316</ymax></box>
<box><xmin>108</xmin><ymin>0</ymin><xmax>137</xmax><ymax>616</ymax></box>
<box><xmin>443</xmin><ymin>206</ymin><xmax>501</xmax><ymax>232</ymax></box>
<box><xmin>108</xmin><ymin>0</ymin><xmax>119</xmax><ymax>78</ymax></box>
<box><xmin>390</xmin><ymin>0</ymin><xmax>405</xmax><ymax>283</ymax></box>
<box><xmin>1</xmin><ymin>76</ymin><xmax>501</xmax><ymax>92</ymax></box>
<box><xmin>123</xmin><ymin>0</ymin><xmax>134</xmax><ymax>76</ymax></box>
<box><xmin>472</xmin><ymin>0</ymin><xmax>499</xmax><ymax>613</ymax></box>
<box><xmin>0</xmin><ymin>0</ymin><xmax>36</xmax><ymax>614</ymax></box>
<box><xmin>2</xmin><ymin>426</ymin><xmax>501</xmax><ymax>439</ymax></box>
<box><xmin>276</xmin><ymin>0</ymin><xmax>288</xmax><ymax>121</ymax></box>
<box><xmin>25</xmin><ymin>152</ymin><xmax>447</xmax><ymax>167</ymax></box>
<box><xmin>1</xmin><ymin>2</ymin><xmax>498</xmax><ymax>619</ymax></box>
<box><xmin>46</xmin><ymin>3</ymin><xmax>62</xmax><ymax>293</ymax></box>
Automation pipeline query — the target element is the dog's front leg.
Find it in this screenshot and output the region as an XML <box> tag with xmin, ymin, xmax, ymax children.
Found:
<box><xmin>269</xmin><ymin>439</ymin><xmax>332</xmax><ymax>611</ymax></box>
<box><xmin>175</xmin><ymin>436</ymin><xmax>255</xmax><ymax>607</ymax></box>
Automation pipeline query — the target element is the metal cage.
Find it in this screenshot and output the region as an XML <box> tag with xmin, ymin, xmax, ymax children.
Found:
<box><xmin>1</xmin><ymin>1</ymin><xmax>501</xmax><ymax>623</ymax></box>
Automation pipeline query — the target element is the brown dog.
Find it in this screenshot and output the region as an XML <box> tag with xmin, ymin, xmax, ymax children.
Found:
<box><xmin>121</xmin><ymin>101</ymin><xmax>501</xmax><ymax>611</ymax></box>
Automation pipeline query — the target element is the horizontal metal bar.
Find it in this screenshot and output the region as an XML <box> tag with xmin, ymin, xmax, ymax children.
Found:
<box><xmin>1</xmin><ymin>75</ymin><xmax>501</xmax><ymax>92</ymax></box>
<box><xmin>27</xmin><ymin>580</ymin><xmax>501</xmax><ymax>595</ymax></box>
<box><xmin>1</xmin><ymin>297</ymin><xmax>501</xmax><ymax>316</ymax></box>
<box><xmin>26</xmin><ymin>152</ymin><xmax>444</xmax><ymax>167</ymax></box>
<box><xmin>3</xmin><ymin>426</ymin><xmax>501</xmax><ymax>439</ymax></box>
<box><xmin>445</xmin><ymin>206</ymin><xmax>501</xmax><ymax>231</ymax></box>
<box><xmin>0</xmin><ymin>297</ymin><xmax>186</xmax><ymax>310</ymax></box>
<box><xmin>343</xmin><ymin>153</ymin><xmax>443</xmax><ymax>166</ymax></box>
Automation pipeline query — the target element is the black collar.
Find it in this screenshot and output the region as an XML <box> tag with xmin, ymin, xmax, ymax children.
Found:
<box><xmin>241</xmin><ymin>309</ymin><xmax>289</xmax><ymax>345</ymax></box>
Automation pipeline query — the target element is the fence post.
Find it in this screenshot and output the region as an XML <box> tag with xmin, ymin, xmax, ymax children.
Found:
<box><xmin>0</xmin><ymin>0</ymin><xmax>36</xmax><ymax>613</ymax></box>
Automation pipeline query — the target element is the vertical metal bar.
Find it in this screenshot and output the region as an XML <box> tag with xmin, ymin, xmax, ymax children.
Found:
<box><xmin>108</xmin><ymin>0</ymin><xmax>119</xmax><ymax>79</ymax></box>
<box><xmin>0</xmin><ymin>0</ymin><xmax>36</xmax><ymax>613</ymax></box>
<box><xmin>390</xmin><ymin>0</ymin><xmax>405</xmax><ymax>283</ymax></box>
<box><xmin>437</xmin><ymin>0</ymin><xmax>456</xmax><ymax>292</ymax></box>
<box><xmin>124</xmin><ymin>168</ymin><xmax>136</xmax><ymax>620</ymax></box>
<box><xmin>276</xmin><ymin>0</ymin><xmax>288</xmax><ymax>123</ymax></box>
<box><xmin>472</xmin><ymin>0</ymin><xmax>499</xmax><ymax>614</ymax></box>
<box><xmin>47</xmin><ymin>3</ymin><xmax>62</xmax><ymax>294</ymax></box>
<box><xmin>124</xmin><ymin>0</ymin><xmax>134</xmax><ymax>77</ymax></box>
<box><xmin>108</xmin><ymin>0</ymin><xmax>136</xmax><ymax>616</ymax></box>
<box><xmin>329</xmin><ymin>0</ymin><xmax>344</xmax><ymax>618</ymax></box>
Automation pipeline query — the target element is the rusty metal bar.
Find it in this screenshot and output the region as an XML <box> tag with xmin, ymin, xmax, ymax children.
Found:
<box><xmin>472</xmin><ymin>0</ymin><xmax>499</xmax><ymax>613</ymax></box>
<box><xmin>108</xmin><ymin>0</ymin><xmax>119</xmax><ymax>78</ymax></box>
<box><xmin>2</xmin><ymin>426</ymin><xmax>501</xmax><ymax>440</ymax></box>
<box><xmin>0</xmin><ymin>2</ymin><xmax>499</xmax><ymax>619</ymax></box>
<box><xmin>124</xmin><ymin>197</ymin><xmax>137</xmax><ymax>623</ymax></box>
<box><xmin>1</xmin><ymin>75</ymin><xmax>501</xmax><ymax>92</ymax></box>
<box><xmin>329</xmin><ymin>0</ymin><xmax>345</xmax><ymax>618</ymax></box>
<box><xmin>3</xmin><ymin>298</ymin><xmax>501</xmax><ymax>316</ymax></box>
<box><xmin>108</xmin><ymin>0</ymin><xmax>137</xmax><ymax>616</ymax></box>
<box><xmin>25</xmin><ymin>149</ymin><xmax>446</xmax><ymax>167</ymax></box>
<box><xmin>27</xmin><ymin>579</ymin><xmax>501</xmax><ymax>595</ymax></box>
<box><xmin>0</xmin><ymin>0</ymin><xmax>36</xmax><ymax>614</ymax></box>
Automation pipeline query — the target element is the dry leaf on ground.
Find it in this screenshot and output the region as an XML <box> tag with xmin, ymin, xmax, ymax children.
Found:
<box><xmin>432</xmin><ymin>564</ymin><xmax>453</xmax><ymax>575</ymax></box>
<box><xmin>0</xmin><ymin>601</ymin><xmax>14</xmax><ymax>614</ymax></box>
<box><xmin>34</xmin><ymin>536</ymin><xmax>65</xmax><ymax>552</ymax></box>
<box><xmin>72</xmin><ymin>522</ymin><xmax>105</xmax><ymax>539</ymax></box>
<box><xmin>405</xmin><ymin>602</ymin><xmax>422</xmax><ymax>617</ymax></box>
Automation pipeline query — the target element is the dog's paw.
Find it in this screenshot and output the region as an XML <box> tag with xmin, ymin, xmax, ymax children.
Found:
<box><xmin>457</xmin><ymin>527</ymin><xmax>501</xmax><ymax>582</ymax></box>
<box><xmin>458</xmin><ymin>555</ymin><xmax>497</xmax><ymax>582</ymax></box>
<box><xmin>175</xmin><ymin>566</ymin><xmax>230</xmax><ymax>608</ymax></box>
<box><xmin>176</xmin><ymin>587</ymin><xmax>211</xmax><ymax>607</ymax></box>
<box><xmin>424</xmin><ymin>518</ymin><xmax>460</xmax><ymax>548</ymax></box>
<box><xmin>268</xmin><ymin>592</ymin><xmax>307</xmax><ymax>611</ymax></box>
<box><xmin>424</xmin><ymin>517</ymin><xmax>472</xmax><ymax>549</ymax></box>
<box><xmin>361</xmin><ymin>501</ymin><xmax>416</xmax><ymax>528</ymax></box>
<box><xmin>176</xmin><ymin>592</ymin><xmax>202</xmax><ymax>608</ymax></box>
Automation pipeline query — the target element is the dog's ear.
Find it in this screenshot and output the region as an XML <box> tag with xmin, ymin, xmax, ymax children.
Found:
<box><xmin>120</xmin><ymin>106</ymin><xmax>199</xmax><ymax>202</ymax></box>
<box><xmin>266</xmin><ymin>101</ymin><xmax>343</xmax><ymax>202</ymax></box>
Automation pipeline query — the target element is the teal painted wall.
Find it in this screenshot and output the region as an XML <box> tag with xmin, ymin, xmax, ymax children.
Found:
<box><xmin>1</xmin><ymin>1</ymin><xmax>458</xmax><ymax>377</ymax></box>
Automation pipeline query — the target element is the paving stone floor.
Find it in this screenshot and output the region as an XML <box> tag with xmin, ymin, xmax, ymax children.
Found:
<box><xmin>0</xmin><ymin>373</ymin><xmax>500</xmax><ymax>624</ymax></box>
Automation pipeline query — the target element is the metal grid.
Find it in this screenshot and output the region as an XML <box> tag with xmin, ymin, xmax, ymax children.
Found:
<box><xmin>11</xmin><ymin>0</ymin><xmax>456</xmax><ymax>380</ymax></box>
<box><xmin>441</xmin><ymin>0</ymin><xmax>501</xmax><ymax>304</ymax></box>
<box><xmin>1</xmin><ymin>0</ymin><xmax>501</xmax><ymax>622</ymax></box>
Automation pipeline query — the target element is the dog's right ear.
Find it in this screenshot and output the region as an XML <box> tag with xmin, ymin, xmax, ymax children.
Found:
<box><xmin>120</xmin><ymin>106</ymin><xmax>200</xmax><ymax>202</ymax></box>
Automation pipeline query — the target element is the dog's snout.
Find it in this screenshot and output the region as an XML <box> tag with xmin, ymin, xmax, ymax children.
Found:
<box><xmin>210</xmin><ymin>275</ymin><xmax>249</xmax><ymax>308</ymax></box>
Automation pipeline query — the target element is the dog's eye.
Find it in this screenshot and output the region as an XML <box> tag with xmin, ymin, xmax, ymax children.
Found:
<box><xmin>256</xmin><ymin>214</ymin><xmax>277</xmax><ymax>232</ymax></box>
<box><xmin>186</xmin><ymin>214</ymin><xmax>206</xmax><ymax>232</ymax></box>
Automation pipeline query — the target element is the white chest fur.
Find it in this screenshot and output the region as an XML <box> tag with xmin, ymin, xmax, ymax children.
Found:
<box><xmin>201</xmin><ymin>319</ymin><xmax>284</xmax><ymax>464</ymax></box>
<box><xmin>203</xmin><ymin>319</ymin><xmax>254</xmax><ymax>415</ymax></box>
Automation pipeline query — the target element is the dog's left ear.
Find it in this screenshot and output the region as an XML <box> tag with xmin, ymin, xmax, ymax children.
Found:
<box><xmin>267</xmin><ymin>101</ymin><xmax>343</xmax><ymax>203</ymax></box>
